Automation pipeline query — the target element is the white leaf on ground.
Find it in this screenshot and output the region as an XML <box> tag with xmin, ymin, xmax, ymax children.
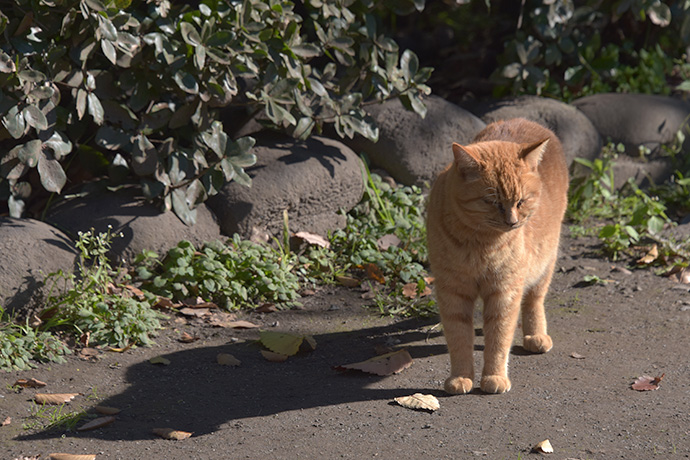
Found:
<box><xmin>394</xmin><ymin>393</ymin><xmax>440</xmax><ymax>412</ymax></box>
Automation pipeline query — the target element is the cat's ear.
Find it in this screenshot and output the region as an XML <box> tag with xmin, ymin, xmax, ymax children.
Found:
<box><xmin>519</xmin><ymin>138</ymin><xmax>549</xmax><ymax>171</ymax></box>
<box><xmin>452</xmin><ymin>143</ymin><xmax>480</xmax><ymax>180</ymax></box>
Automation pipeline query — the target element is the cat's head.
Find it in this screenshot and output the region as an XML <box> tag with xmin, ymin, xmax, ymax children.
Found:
<box><xmin>450</xmin><ymin>139</ymin><xmax>548</xmax><ymax>232</ymax></box>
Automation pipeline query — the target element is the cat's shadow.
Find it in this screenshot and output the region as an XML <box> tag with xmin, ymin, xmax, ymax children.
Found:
<box><xmin>16</xmin><ymin>317</ymin><xmax>448</xmax><ymax>442</ymax></box>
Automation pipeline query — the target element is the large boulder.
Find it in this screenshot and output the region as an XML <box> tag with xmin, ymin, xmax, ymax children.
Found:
<box><xmin>573</xmin><ymin>93</ymin><xmax>690</xmax><ymax>187</ymax></box>
<box><xmin>463</xmin><ymin>95</ymin><xmax>602</xmax><ymax>167</ymax></box>
<box><xmin>340</xmin><ymin>95</ymin><xmax>486</xmax><ymax>187</ymax></box>
<box><xmin>46</xmin><ymin>188</ymin><xmax>222</xmax><ymax>264</ymax></box>
<box><xmin>0</xmin><ymin>218</ymin><xmax>78</xmax><ymax>315</ymax></box>
<box><xmin>206</xmin><ymin>134</ymin><xmax>364</xmax><ymax>240</ymax></box>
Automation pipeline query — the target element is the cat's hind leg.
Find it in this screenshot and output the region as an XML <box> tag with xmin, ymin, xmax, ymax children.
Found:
<box><xmin>521</xmin><ymin>259</ymin><xmax>556</xmax><ymax>353</ymax></box>
<box><xmin>438</xmin><ymin>289</ymin><xmax>476</xmax><ymax>394</ymax></box>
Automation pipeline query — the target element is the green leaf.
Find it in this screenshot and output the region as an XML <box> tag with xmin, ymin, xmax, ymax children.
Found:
<box><xmin>87</xmin><ymin>93</ymin><xmax>104</xmax><ymax>125</ymax></box>
<box><xmin>294</xmin><ymin>117</ymin><xmax>314</xmax><ymax>140</ymax></box>
<box><xmin>17</xmin><ymin>70</ymin><xmax>46</xmax><ymax>83</ymax></box>
<box><xmin>171</xmin><ymin>188</ymin><xmax>197</xmax><ymax>226</ymax></box>
<box><xmin>400</xmin><ymin>50</ymin><xmax>419</xmax><ymax>83</ymax></box>
<box><xmin>43</xmin><ymin>132</ymin><xmax>73</xmax><ymax>160</ymax></box>
<box><xmin>17</xmin><ymin>140</ymin><xmax>42</xmax><ymax>167</ymax></box>
<box><xmin>37</xmin><ymin>151</ymin><xmax>67</xmax><ymax>193</ymax></box>
<box><xmin>292</xmin><ymin>43</ymin><xmax>321</xmax><ymax>58</ymax></box>
<box><xmin>101</xmin><ymin>39</ymin><xmax>117</xmax><ymax>64</ymax></box>
<box><xmin>180</xmin><ymin>22</ymin><xmax>202</xmax><ymax>46</ymax></box>
<box><xmin>174</xmin><ymin>71</ymin><xmax>199</xmax><ymax>94</ymax></box>
<box><xmin>98</xmin><ymin>16</ymin><xmax>118</xmax><ymax>41</ymax></box>
<box><xmin>0</xmin><ymin>50</ymin><xmax>15</xmax><ymax>73</ymax></box>
<box><xmin>76</xmin><ymin>89</ymin><xmax>87</xmax><ymax>120</ymax></box>
<box><xmin>3</xmin><ymin>105</ymin><xmax>26</xmax><ymax>139</ymax></box>
<box><xmin>23</xmin><ymin>105</ymin><xmax>48</xmax><ymax>131</ymax></box>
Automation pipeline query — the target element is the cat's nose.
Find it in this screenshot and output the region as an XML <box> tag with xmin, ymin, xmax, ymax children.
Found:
<box><xmin>505</xmin><ymin>208</ymin><xmax>519</xmax><ymax>226</ymax></box>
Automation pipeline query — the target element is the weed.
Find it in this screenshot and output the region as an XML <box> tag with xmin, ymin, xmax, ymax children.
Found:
<box><xmin>139</xmin><ymin>236</ymin><xmax>302</xmax><ymax>310</ymax></box>
<box><xmin>41</xmin><ymin>227</ymin><xmax>161</xmax><ymax>348</ymax></box>
<box><xmin>0</xmin><ymin>307</ymin><xmax>70</xmax><ymax>371</ymax></box>
<box><xmin>23</xmin><ymin>402</ymin><xmax>86</xmax><ymax>432</ymax></box>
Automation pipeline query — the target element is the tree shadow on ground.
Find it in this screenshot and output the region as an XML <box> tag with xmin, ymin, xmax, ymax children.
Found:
<box><xmin>17</xmin><ymin>316</ymin><xmax>447</xmax><ymax>442</ymax></box>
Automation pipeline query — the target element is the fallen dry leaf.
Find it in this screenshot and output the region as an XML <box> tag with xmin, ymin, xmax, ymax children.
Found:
<box><xmin>124</xmin><ymin>284</ymin><xmax>146</xmax><ymax>299</ymax></box>
<box><xmin>152</xmin><ymin>427</ymin><xmax>193</xmax><ymax>440</ymax></box>
<box><xmin>149</xmin><ymin>356</ymin><xmax>171</xmax><ymax>366</ymax></box>
<box><xmin>304</xmin><ymin>335</ymin><xmax>317</xmax><ymax>351</ymax></box>
<box><xmin>178</xmin><ymin>332</ymin><xmax>199</xmax><ymax>343</ymax></box>
<box><xmin>224</xmin><ymin>320</ymin><xmax>260</xmax><ymax>329</ymax></box>
<box><xmin>179</xmin><ymin>307</ymin><xmax>210</xmax><ymax>317</ymax></box>
<box><xmin>34</xmin><ymin>393</ymin><xmax>79</xmax><ymax>405</ymax></box>
<box><xmin>79</xmin><ymin>348</ymin><xmax>100</xmax><ymax>360</ymax></box>
<box><xmin>95</xmin><ymin>406</ymin><xmax>121</xmax><ymax>415</ymax></box>
<box><xmin>294</xmin><ymin>231</ymin><xmax>330</xmax><ymax>248</ymax></box>
<box><xmin>336</xmin><ymin>349</ymin><xmax>413</xmax><ymax>376</ymax></box>
<box><xmin>153</xmin><ymin>297</ymin><xmax>178</xmax><ymax>310</ymax></box>
<box><xmin>665</xmin><ymin>265</ymin><xmax>690</xmax><ymax>284</ymax></box>
<box><xmin>261</xmin><ymin>350</ymin><xmax>289</xmax><ymax>362</ymax></box>
<box><xmin>260</xmin><ymin>330</ymin><xmax>305</xmax><ymax>356</ymax></box>
<box><xmin>13</xmin><ymin>378</ymin><xmax>47</xmax><ymax>388</ymax></box>
<box><xmin>217</xmin><ymin>353</ymin><xmax>241</xmax><ymax>366</ymax></box>
<box><xmin>533</xmin><ymin>439</ymin><xmax>554</xmax><ymax>453</ymax></box>
<box><xmin>402</xmin><ymin>282</ymin><xmax>432</xmax><ymax>299</ymax></box>
<box><xmin>570</xmin><ymin>352</ymin><xmax>586</xmax><ymax>359</ymax></box>
<box><xmin>77</xmin><ymin>416</ymin><xmax>116</xmax><ymax>431</ymax></box>
<box><xmin>106</xmin><ymin>343</ymin><xmax>132</xmax><ymax>353</ymax></box>
<box><xmin>256</xmin><ymin>303</ymin><xmax>278</xmax><ymax>313</ymax></box>
<box><xmin>376</xmin><ymin>234</ymin><xmax>402</xmax><ymax>251</ymax></box>
<box><xmin>181</xmin><ymin>296</ymin><xmax>217</xmax><ymax>308</ymax></box>
<box><xmin>2</xmin><ymin>416</ymin><xmax>10</xmax><ymax>426</ymax></box>
<box><xmin>79</xmin><ymin>331</ymin><xmax>90</xmax><ymax>347</ymax></box>
<box><xmin>636</xmin><ymin>244</ymin><xmax>659</xmax><ymax>265</ymax></box>
<box><xmin>363</xmin><ymin>263</ymin><xmax>386</xmax><ymax>284</ymax></box>
<box><xmin>335</xmin><ymin>274</ymin><xmax>360</xmax><ymax>287</ymax></box>
<box><xmin>12</xmin><ymin>456</ymin><xmax>40</xmax><ymax>460</ymax></box>
<box><xmin>632</xmin><ymin>373</ymin><xmax>665</xmax><ymax>391</ymax></box>
<box><xmin>206</xmin><ymin>311</ymin><xmax>238</xmax><ymax>327</ymax></box>
<box><xmin>394</xmin><ymin>393</ymin><xmax>440</xmax><ymax>412</ymax></box>
<box><xmin>48</xmin><ymin>454</ymin><xmax>97</xmax><ymax>460</ymax></box>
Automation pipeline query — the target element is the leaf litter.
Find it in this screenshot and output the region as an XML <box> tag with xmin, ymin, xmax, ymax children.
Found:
<box><xmin>632</xmin><ymin>373</ymin><xmax>665</xmax><ymax>391</ymax></box>
<box><xmin>394</xmin><ymin>393</ymin><xmax>440</xmax><ymax>412</ymax></box>
<box><xmin>13</xmin><ymin>378</ymin><xmax>47</xmax><ymax>388</ymax></box>
<box><xmin>336</xmin><ymin>349</ymin><xmax>413</xmax><ymax>376</ymax></box>
<box><xmin>34</xmin><ymin>393</ymin><xmax>80</xmax><ymax>405</ymax></box>
<box><xmin>77</xmin><ymin>416</ymin><xmax>116</xmax><ymax>431</ymax></box>
<box><xmin>533</xmin><ymin>439</ymin><xmax>554</xmax><ymax>454</ymax></box>
<box><xmin>217</xmin><ymin>353</ymin><xmax>241</xmax><ymax>366</ymax></box>
<box><xmin>48</xmin><ymin>454</ymin><xmax>97</xmax><ymax>460</ymax></box>
<box><xmin>152</xmin><ymin>427</ymin><xmax>193</xmax><ymax>440</ymax></box>
<box><xmin>259</xmin><ymin>330</ymin><xmax>316</xmax><ymax>356</ymax></box>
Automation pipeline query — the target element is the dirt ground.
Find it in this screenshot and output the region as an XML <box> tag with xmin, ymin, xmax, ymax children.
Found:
<box><xmin>1</xmin><ymin>230</ymin><xmax>689</xmax><ymax>460</ymax></box>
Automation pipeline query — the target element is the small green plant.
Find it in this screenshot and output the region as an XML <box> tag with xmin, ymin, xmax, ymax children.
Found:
<box><xmin>23</xmin><ymin>402</ymin><xmax>86</xmax><ymax>432</ymax></box>
<box><xmin>0</xmin><ymin>313</ymin><xmax>70</xmax><ymax>371</ymax></box>
<box><xmin>139</xmin><ymin>236</ymin><xmax>302</xmax><ymax>310</ymax></box>
<box><xmin>42</xmin><ymin>227</ymin><xmax>161</xmax><ymax>348</ymax></box>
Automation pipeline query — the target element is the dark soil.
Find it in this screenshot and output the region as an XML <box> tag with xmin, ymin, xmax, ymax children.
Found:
<box><xmin>2</xmin><ymin>230</ymin><xmax>690</xmax><ymax>460</ymax></box>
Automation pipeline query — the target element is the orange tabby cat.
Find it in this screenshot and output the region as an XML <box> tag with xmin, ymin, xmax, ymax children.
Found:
<box><xmin>426</xmin><ymin>118</ymin><xmax>568</xmax><ymax>394</ymax></box>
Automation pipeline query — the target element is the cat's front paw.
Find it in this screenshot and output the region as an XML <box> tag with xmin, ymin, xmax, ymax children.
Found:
<box><xmin>480</xmin><ymin>375</ymin><xmax>511</xmax><ymax>394</ymax></box>
<box><xmin>444</xmin><ymin>376</ymin><xmax>474</xmax><ymax>395</ymax></box>
<box><xmin>523</xmin><ymin>334</ymin><xmax>553</xmax><ymax>353</ymax></box>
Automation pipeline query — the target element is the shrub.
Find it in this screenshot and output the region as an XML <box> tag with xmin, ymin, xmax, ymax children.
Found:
<box><xmin>0</xmin><ymin>0</ymin><xmax>431</xmax><ymax>224</ymax></box>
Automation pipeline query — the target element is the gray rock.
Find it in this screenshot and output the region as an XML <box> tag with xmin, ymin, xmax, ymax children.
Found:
<box><xmin>206</xmin><ymin>134</ymin><xmax>364</xmax><ymax>239</ymax></box>
<box><xmin>573</xmin><ymin>93</ymin><xmax>690</xmax><ymax>186</ymax></box>
<box><xmin>573</xmin><ymin>93</ymin><xmax>690</xmax><ymax>154</ymax></box>
<box><xmin>464</xmin><ymin>95</ymin><xmax>602</xmax><ymax>167</ymax></box>
<box><xmin>0</xmin><ymin>218</ymin><xmax>78</xmax><ymax>315</ymax></box>
<box><xmin>46</xmin><ymin>188</ymin><xmax>222</xmax><ymax>264</ymax></box>
<box><xmin>340</xmin><ymin>95</ymin><xmax>486</xmax><ymax>187</ymax></box>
